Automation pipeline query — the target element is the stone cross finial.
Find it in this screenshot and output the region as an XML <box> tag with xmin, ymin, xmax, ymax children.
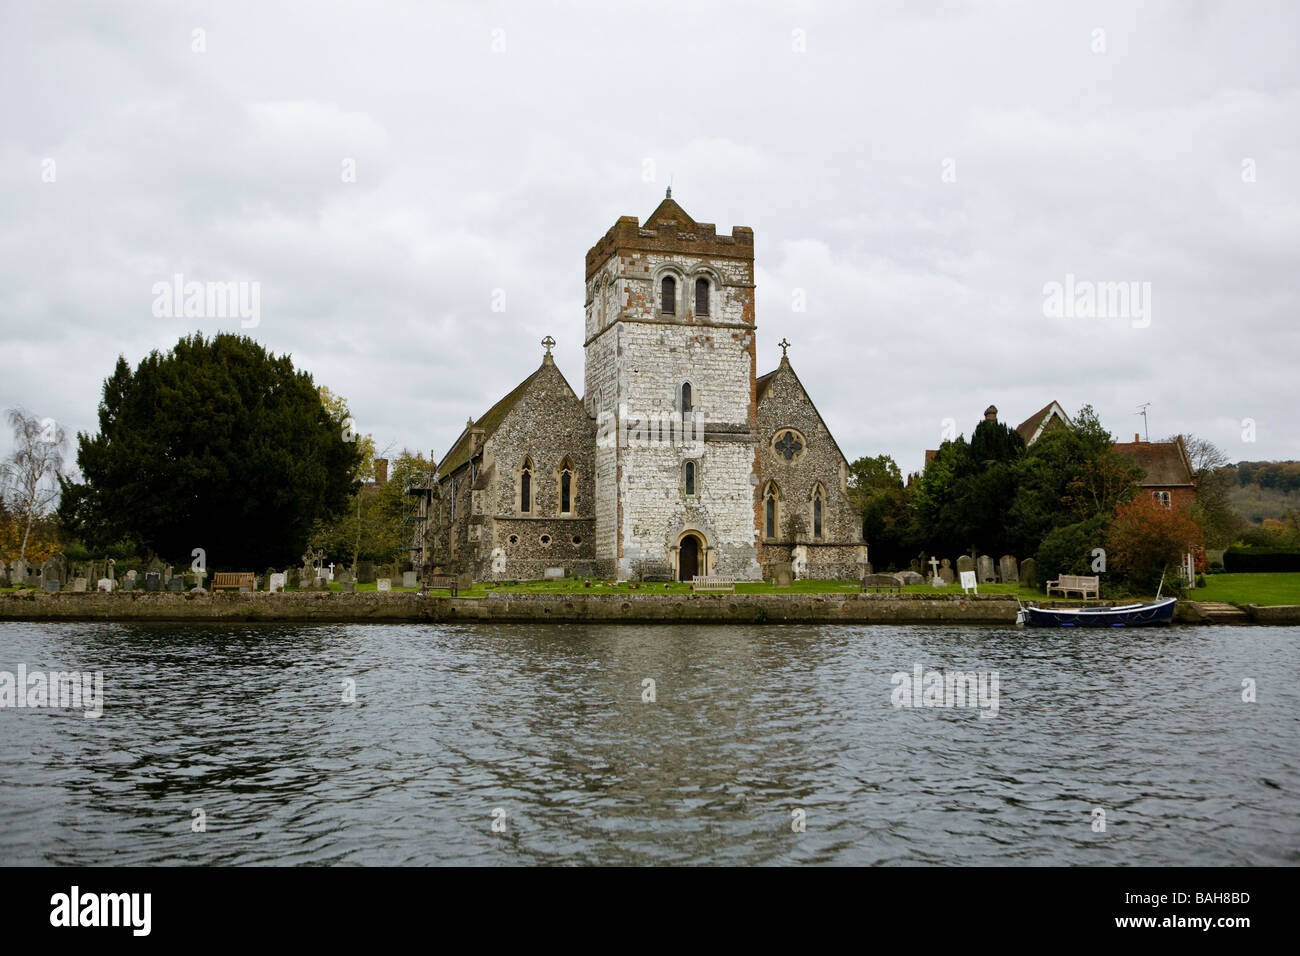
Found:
<box><xmin>778</xmin><ymin>337</ymin><xmax>791</xmax><ymax>357</ymax></box>
<box><xmin>541</xmin><ymin>335</ymin><xmax>555</xmax><ymax>355</ymax></box>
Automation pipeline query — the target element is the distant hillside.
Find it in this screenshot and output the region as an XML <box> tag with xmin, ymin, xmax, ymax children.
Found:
<box><xmin>1225</xmin><ymin>461</ymin><xmax>1300</xmax><ymax>523</ymax></box>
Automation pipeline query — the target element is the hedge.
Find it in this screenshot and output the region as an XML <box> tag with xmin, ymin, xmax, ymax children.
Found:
<box><xmin>1223</xmin><ymin>547</ymin><xmax>1300</xmax><ymax>572</ymax></box>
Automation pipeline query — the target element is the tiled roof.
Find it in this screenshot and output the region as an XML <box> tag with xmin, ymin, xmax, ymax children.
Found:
<box><xmin>1112</xmin><ymin>437</ymin><xmax>1195</xmax><ymax>487</ymax></box>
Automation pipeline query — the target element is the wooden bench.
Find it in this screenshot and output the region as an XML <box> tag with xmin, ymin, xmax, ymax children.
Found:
<box><xmin>423</xmin><ymin>574</ymin><xmax>458</xmax><ymax>596</ymax></box>
<box><xmin>692</xmin><ymin>575</ymin><xmax>736</xmax><ymax>593</ymax></box>
<box><xmin>1046</xmin><ymin>574</ymin><xmax>1100</xmax><ymax>599</ymax></box>
<box><xmin>211</xmin><ymin>572</ymin><xmax>255</xmax><ymax>592</ymax></box>
<box><xmin>861</xmin><ymin>573</ymin><xmax>902</xmax><ymax>593</ymax></box>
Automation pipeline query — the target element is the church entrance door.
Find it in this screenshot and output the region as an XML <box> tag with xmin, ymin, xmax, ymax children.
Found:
<box><xmin>679</xmin><ymin>534</ymin><xmax>701</xmax><ymax>582</ymax></box>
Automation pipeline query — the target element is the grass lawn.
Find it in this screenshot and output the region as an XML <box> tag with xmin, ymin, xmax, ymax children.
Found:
<box><xmin>1194</xmin><ymin>573</ymin><xmax>1300</xmax><ymax>607</ymax></box>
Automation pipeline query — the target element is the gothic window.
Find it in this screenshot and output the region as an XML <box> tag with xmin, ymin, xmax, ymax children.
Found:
<box><xmin>680</xmin><ymin>382</ymin><xmax>693</xmax><ymax>417</ymax></box>
<box><xmin>684</xmin><ymin>460</ymin><xmax>696</xmax><ymax>497</ymax></box>
<box><xmin>695</xmin><ymin>277</ymin><xmax>710</xmax><ymax>316</ymax></box>
<box><xmin>1153</xmin><ymin>490</ymin><xmax>1171</xmax><ymax>508</ymax></box>
<box><xmin>763</xmin><ymin>482</ymin><xmax>779</xmax><ymax>540</ymax></box>
<box><xmin>559</xmin><ymin>456</ymin><xmax>575</xmax><ymax>515</ymax></box>
<box><xmin>810</xmin><ymin>484</ymin><xmax>824</xmax><ymax>539</ymax></box>
<box><xmin>661</xmin><ymin>275</ymin><xmax>676</xmax><ymax>314</ymax></box>
<box><xmin>520</xmin><ymin>457</ymin><xmax>533</xmax><ymax>514</ymax></box>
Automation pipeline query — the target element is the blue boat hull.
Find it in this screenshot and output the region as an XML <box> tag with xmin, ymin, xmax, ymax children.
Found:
<box><xmin>1021</xmin><ymin>597</ymin><xmax>1177</xmax><ymax>627</ymax></box>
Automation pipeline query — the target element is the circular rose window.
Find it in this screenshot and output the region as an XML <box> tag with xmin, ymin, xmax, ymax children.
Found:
<box><xmin>771</xmin><ymin>428</ymin><xmax>807</xmax><ymax>463</ymax></box>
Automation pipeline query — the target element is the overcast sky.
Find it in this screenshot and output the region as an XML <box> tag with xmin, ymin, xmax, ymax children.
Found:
<box><xmin>2</xmin><ymin>0</ymin><xmax>1297</xmax><ymax>480</ymax></box>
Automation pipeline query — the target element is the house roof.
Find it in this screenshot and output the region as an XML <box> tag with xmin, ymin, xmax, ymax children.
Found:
<box><xmin>437</xmin><ymin>361</ymin><xmax>550</xmax><ymax>478</ymax></box>
<box><xmin>1112</xmin><ymin>436</ymin><xmax>1196</xmax><ymax>487</ymax></box>
<box><xmin>1016</xmin><ymin>400</ymin><xmax>1071</xmax><ymax>445</ymax></box>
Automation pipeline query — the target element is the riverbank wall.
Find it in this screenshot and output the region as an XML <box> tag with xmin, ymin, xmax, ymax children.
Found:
<box><xmin>2</xmin><ymin>591</ymin><xmax>1295</xmax><ymax>625</ymax></box>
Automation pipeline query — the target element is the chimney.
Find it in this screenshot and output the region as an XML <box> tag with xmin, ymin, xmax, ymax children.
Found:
<box><xmin>374</xmin><ymin>458</ymin><xmax>388</xmax><ymax>486</ymax></box>
<box><xmin>1134</xmin><ymin>433</ymin><xmax>1141</xmax><ymax>443</ymax></box>
<box><xmin>984</xmin><ymin>405</ymin><xmax>998</xmax><ymax>422</ymax></box>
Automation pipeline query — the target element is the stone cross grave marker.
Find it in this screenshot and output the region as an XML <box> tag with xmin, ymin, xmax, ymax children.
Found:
<box><xmin>928</xmin><ymin>556</ymin><xmax>944</xmax><ymax>588</ymax></box>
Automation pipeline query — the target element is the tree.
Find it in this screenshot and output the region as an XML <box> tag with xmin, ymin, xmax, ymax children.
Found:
<box><xmin>848</xmin><ymin>455</ymin><xmax>915</xmax><ymax>569</ymax></box>
<box><xmin>1007</xmin><ymin>404</ymin><xmax>1142</xmax><ymax>557</ymax></box>
<box><xmin>311</xmin><ymin>449</ymin><xmax>431</xmax><ymax>566</ymax></box>
<box><xmin>1</xmin><ymin>408</ymin><xmax>68</xmax><ymax>560</ymax></box>
<box><xmin>1105</xmin><ymin>497</ymin><xmax>1204</xmax><ymax>588</ymax></box>
<box><xmin>970</xmin><ymin>417</ymin><xmax>1025</xmax><ymax>465</ymax></box>
<box><xmin>58</xmin><ymin>334</ymin><xmax>364</xmax><ymax>568</ymax></box>
<box><xmin>1174</xmin><ymin>434</ymin><xmax>1243</xmax><ymax>549</ymax></box>
<box><xmin>911</xmin><ymin>437</ymin><xmax>976</xmax><ymax>556</ymax></box>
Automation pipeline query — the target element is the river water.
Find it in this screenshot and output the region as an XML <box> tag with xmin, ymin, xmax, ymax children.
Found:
<box><xmin>0</xmin><ymin>621</ymin><xmax>1296</xmax><ymax>866</ymax></box>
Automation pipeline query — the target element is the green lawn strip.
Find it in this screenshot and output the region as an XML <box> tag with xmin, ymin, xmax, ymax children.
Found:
<box><xmin>1195</xmin><ymin>573</ymin><xmax>1300</xmax><ymax>607</ymax></box>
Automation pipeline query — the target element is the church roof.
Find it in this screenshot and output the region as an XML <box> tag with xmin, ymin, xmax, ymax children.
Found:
<box><xmin>643</xmin><ymin>194</ymin><xmax>697</xmax><ymax>231</ymax></box>
<box><xmin>437</xmin><ymin>362</ymin><xmax>548</xmax><ymax>478</ymax></box>
<box><xmin>755</xmin><ymin>368</ymin><xmax>778</xmax><ymax>402</ymax></box>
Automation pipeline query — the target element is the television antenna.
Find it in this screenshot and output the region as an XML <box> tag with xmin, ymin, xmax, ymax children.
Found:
<box><xmin>1136</xmin><ymin>402</ymin><xmax>1151</xmax><ymax>442</ymax></box>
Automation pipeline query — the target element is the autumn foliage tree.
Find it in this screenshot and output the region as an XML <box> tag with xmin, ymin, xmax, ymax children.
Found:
<box><xmin>1105</xmin><ymin>497</ymin><xmax>1204</xmax><ymax>591</ymax></box>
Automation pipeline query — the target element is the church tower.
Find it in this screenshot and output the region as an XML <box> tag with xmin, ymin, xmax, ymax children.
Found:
<box><xmin>583</xmin><ymin>192</ymin><xmax>761</xmax><ymax>580</ymax></box>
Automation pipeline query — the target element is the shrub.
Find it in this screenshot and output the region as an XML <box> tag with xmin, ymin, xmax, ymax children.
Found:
<box><xmin>1223</xmin><ymin>547</ymin><xmax>1300</xmax><ymax>572</ymax></box>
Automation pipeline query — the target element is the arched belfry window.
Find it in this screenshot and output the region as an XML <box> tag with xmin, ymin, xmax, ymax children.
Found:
<box><xmin>680</xmin><ymin>382</ymin><xmax>693</xmax><ymax>417</ymax></box>
<box><xmin>810</xmin><ymin>484</ymin><xmax>825</xmax><ymax>539</ymax></box>
<box><xmin>684</xmin><ymin>460</ymin><xmax>696</xmax><ymax>497</ymax></box>
<box><xmin>763</xmin><ymin>482</ymin><xmax>780</xmax><ymax>540</ymax></box>
<box><xmin>520</xmin><ymin>457</ymin><xmax>533</xmax><ymax>514</ymax></box>
<box><xmin>559</xmin><ymin>456</ymin><xmax>575</xmax><ymax>515</ymax></box>
<box><xmin>661</xmin><ymin>275</ymin><xmax>676</xmax><ymax>314</ymax></box>
<box><xmin>695</xmin><ymin>277</ymin><xmax>710</xmax><ymax>316</ymax></box>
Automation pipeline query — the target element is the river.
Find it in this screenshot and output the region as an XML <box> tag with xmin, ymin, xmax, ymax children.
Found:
<box><xmin>1</xmin><ymin>621</ymin><xmax>1296</xmax><ymax>865</ymax></box>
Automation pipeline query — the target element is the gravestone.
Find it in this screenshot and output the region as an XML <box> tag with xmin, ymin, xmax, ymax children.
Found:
<box><xmin>124</xmin><ymin>569</ymin><xmax>138</xmax><ymax>590</ymax></box>
<box><xmin>269</xmin><ymin>573</ymin><xmax>286</xmax><ymax>593</ymax></box>
<box><xmin>0</xmin><ymin>562</ymin><xmax>9</xmax><ymax>587</ymax></box>
<box><xmin>956</xmin><ymin>555</ymin><xmax>975</xmax><ymax>574</ymax></box>
<box><xmin>960</xmin><ymin>570</ymin><xmax>978</xmax><ymax>594</ymax></box>
<box><xmin>544</xmin><ymin>567</ymin><xmax>565</xmax><ymax>580</ymax></box>
<box><xmin>343</xmin><ymin>580</ymin><xmax>356</xmax><ymax>593</ymax></box>
<box><xmin>357</xmin><ymin>561</ymin><xmax>376</xmax><ymax>585</ymax></box>
<box><xmin>41</xmin><ymin>558</ymin><xmax>60</xmax><ymax>590</ymax></box>
<box><xmin>43</xmin><ymin>578</ymin><xmax>60</xmax><ymax>593</ymax></box>
<box><xmin>939</xmin><ymin>558</ymin><xmax>955</xmax><ymax>585</ymax></box>
<box><xmin>165</xmin><ymin>576</ymin><xmax>184</xmax><ymax>592</ymax></box>
<box><xmin>286</xmin><ymin>568</ymin><xmax>299</xmax><ymax>589</ymax></box>
<box><xmin>403</xmin><ymin>570</ymin><xmax>418</xmax><ymax>588</ymax></box>
<box><xmin>72</xmin><ymin>577</ymin><xmax>88</xmax><ymax>592</ymax></box>
<box><xmin>909</xmin><ymin>558</ymin><xmax>920</xmax><ymax>575</ymax></box>
<box><xmin>977</xmin><ymin>554</ymin><xmax>996</xmax><ymax>583</ymax></box>
<box><xmin>999</xmin><ymin>555</ymin><xmax>1019</xmax><ymax>584</ymax></box>
<box><xmin>1019</xmin><ymin>558</ymin><xmax>1038</xmax><ymax>590</ymax></box>
<box><xmin>106</xmin><ymin>558</ymin><xmax>115</xmax><ymax>582</ymax></box>
<box><xmin>145</xmin><ymin>570</ymin><xmax>161</xmax><ymax>592</ymax></box>
<box><xmin>97</xmin><ymin>578</ymin><xmax>113</xmax><ymax>592</ymax></box>
<box><xmin>928</xmin><ymin>556</ymin><xmax>943</xmax><ymax>588</ymax></box>
<box><xmin>376</xmin><ymin>578</ymin><xmax>391</xmax><ymax>592</ymax></box>
<box><xmin>163</xmin><ymin>564</ymin><xmax>173</xmax><ymax>586</ymax></box>
<box><xmin>11</xmin><ymin>559</ymin><xmax>26</xmax><ymax>587</ymax></box>
<box><xmin>770</xmin><ymin>561</ymin><xmax>794</xmax><ymax>586</ymax></box>
<box><xmin>897</xmin><ymin>570</ymin><xmax>924</xmax><ymax>586</ymax></box>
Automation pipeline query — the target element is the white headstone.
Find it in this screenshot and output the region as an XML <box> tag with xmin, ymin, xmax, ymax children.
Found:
<box><xmin>269</xmin><ymin>572</ymin><xmax>286</xmax><ymax>593</ymax></box>
<box><xmin>544</xmin><ymin>567</ymin><xmax>565</xmax><ymax>579</ymax></box>
<box><xmin>72</xmin><ymin>577</ymin><xmax>88</xmax><ymax>592</ymax></box>
<box><xmin>377</xmin><ymin>578</ymin><xmax>391</xmax><ymax>592</ymax></box>
<box><xmin>97</xmin><ymin>578</ymin><xmax>113</xmax><ymax>592</ymax></box>
<box><xmin>960</xmin><ymin>570</ymin><xmax>978</xmax><ymax>594</ymax></box>
<box><xmin>402</xmin><ymin>570</ymin><xmax>417</xmax><ymax>588</ymax></box>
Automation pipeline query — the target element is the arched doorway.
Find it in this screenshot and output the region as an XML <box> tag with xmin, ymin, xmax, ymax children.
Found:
<box><xmin>678</xmin><ymin>533</ymin><xmax>703</xmax><ymax>582</ymax></box>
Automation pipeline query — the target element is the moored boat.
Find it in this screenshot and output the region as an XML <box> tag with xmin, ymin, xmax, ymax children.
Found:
<box><xmin>1017</xmin><ymin>596</ymin><xmax>1177</xmax><ymax>627</ymax></box>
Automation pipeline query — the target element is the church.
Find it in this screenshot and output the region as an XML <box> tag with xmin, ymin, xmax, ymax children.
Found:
<box><xmin>421</xmin><ymin>193</ymin><xmax>866</xmax><ymax>582</ymax></box>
